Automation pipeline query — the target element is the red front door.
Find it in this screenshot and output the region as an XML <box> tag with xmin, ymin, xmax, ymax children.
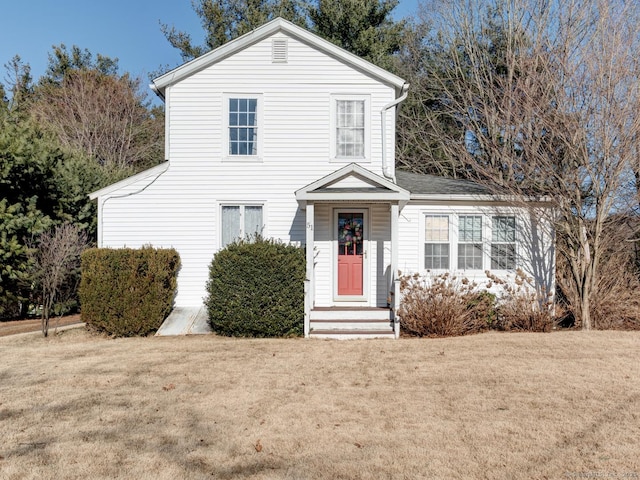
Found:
<box><xmin>337</xmin><ymin>212</ymin><xmax>364</xmax><ymax>296</ymax></box>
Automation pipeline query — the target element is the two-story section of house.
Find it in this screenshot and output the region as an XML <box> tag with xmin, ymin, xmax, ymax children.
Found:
<box><xmin>90</xmin><ymin>18</ymin><xmax>555</xmax><ymax>338</ymax></box>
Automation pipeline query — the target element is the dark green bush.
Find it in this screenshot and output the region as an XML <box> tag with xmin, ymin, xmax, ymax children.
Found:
<box><xmin>79</xmin><ymin>246</ymin><xmax>180</xmax><ymax>336</ymax></box>
<box><xmin>205</xmin><ymin>236</ymin><xmax>305</xmax><ymax>337</ymax></box>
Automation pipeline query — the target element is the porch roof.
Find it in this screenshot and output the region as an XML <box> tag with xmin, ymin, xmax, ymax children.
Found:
<box><xmin>295</xmin><ymin>164</ymin><xmax>410</xmax><ymax>205</ymax></box>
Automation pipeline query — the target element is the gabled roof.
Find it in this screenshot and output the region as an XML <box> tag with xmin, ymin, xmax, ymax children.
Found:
<box><xmin>296</xmin><ymin>164</ymin><xmax>410</xmax><ymax>205</ymax></box>
<box><xmin>151</xmin><ymin>17</ymin><xmax>406</xmax><ymax>97</ymax></box>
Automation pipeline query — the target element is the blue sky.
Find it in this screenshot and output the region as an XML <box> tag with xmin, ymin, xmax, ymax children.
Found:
<box><xmin>1</xmin><ymin>0</ymin><xmax>420</xmax><ymax>90</ymax></box>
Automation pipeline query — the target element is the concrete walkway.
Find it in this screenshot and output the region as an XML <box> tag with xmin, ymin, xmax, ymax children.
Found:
<box><xmin>155</xmin><ymin>306</ymin><xmax>212</xmax><ymax>336</ymax></box>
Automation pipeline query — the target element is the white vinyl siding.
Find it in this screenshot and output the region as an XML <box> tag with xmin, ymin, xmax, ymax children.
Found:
<box><xmin>97</xmin><ymin>32</ymin><xmax>398</xmax><ymax>307</ymax></box>
<box><xmin>397</xmin><ymin>204</ymin><xmax>555</xmax><ymax>300</ymax></box>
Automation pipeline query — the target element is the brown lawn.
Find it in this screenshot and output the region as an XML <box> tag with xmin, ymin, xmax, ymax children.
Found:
<box><xmin>1</xmin><ymin>329</ymin><xmax>639</xmax><ymax>480</ymax></box>
<box><xmin>0</xmin><ymin>314</ymin><xmax>83</xmax><ymax>337</ymax></box>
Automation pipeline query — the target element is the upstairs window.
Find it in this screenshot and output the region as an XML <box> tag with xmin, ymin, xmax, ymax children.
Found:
<box><xmin>221</xmin><ymin>205</ymin><xmax>263</xmax><ymax>248</ymax></box>
<box><xmin>228</xmin><ymin>98</ymin><xmax>258</xmax><ymax>156</ymax></box>
<box><xmin>491</xmin><ymin>216</ymin><xmax>516</xmax><ymax>269</ymax></box>
<box><xmin>331</xmin><ymin>95</ymin><xmax>370</xmax><ymax>161</ymax></box>
<box><xmin>336</xmin><ymin>100</ymin><xmax>365</xmax><ymax>157</ymax></box>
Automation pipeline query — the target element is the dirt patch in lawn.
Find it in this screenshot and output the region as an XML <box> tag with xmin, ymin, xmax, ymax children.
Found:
<box><xmin>0</xmin><ymin>314</ymin><xmax>83</xmax><ymax>337</ymax></box>
<box><xmin>1</xmin><ymin>330</ymin><xmax>639</xmax><ymax>479</ymax></box>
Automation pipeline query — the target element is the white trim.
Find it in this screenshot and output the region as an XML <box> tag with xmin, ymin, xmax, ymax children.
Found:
<box><xmin>151</xmin><ymin>18</ymin><xmax>406</xmax><ymax>95</ymax></box>
<box><xmin>330</xmin><ymin>94</ymin><xmax>371</xmax><ymax>163</ymax></box>
<box><xmin>88</xmin><ymin>162</ymin><xmax>169</xmax><ymax>200</ymax></box>
<box><xmin>333</xmin><ymin>208</ymin><xmax>369</xmax><ymax>304</ymax></box>
<box><xmin>222</xmin><ymin>93</ymin><xmax>264</xmax><ymax>162</ymax></box>
<box><xmin>295</xmin><ymin>163</ymin><xmax>410</xmax><ymax>204</ymax></box>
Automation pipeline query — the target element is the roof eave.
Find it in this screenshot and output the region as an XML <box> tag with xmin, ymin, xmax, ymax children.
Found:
<box><xmin>88</xmin><ymin>162</ymin><xmax>169</xmax><ymax>200</ymax></box>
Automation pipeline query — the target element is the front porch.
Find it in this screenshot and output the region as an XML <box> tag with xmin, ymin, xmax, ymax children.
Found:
<box><xmin>295</xmin><ymin>164</ymin><xmax>409</xmax><ymax>339</ymax></box>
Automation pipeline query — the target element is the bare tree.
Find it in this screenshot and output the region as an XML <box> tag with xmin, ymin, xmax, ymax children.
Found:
<box><xmin>30</xmin><ymin>69</ymin><xmax>164</xmax><ymax>168</ymax></box>
<box><xmin>29</xmin><ymin>223</ymin><xmax>89</xmax><ymax>337</ymax></box>
<box><xmin>404</xmin><ymin>0</ymin><xmax>640</xmax><ymax>329</ymax></box>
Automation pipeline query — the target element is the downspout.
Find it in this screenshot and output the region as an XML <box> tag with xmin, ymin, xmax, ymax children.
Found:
<box><xmin>381</xmin><ymin>83</ymin><xmax>409</xmax><ymax>182</ymax></box>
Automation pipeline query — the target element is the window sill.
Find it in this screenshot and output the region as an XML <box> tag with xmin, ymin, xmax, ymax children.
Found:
<box><xmin>330</xmin><ymin>156</ymin><xmax>370</xmax><ymax>163</ymax></box>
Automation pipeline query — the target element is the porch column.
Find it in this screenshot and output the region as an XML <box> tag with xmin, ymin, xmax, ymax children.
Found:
<box><xmin>304</xmin><ymin>202</ymin><xmax>315</xmax><ymax>338</ymax></box>
<box><xmin>390</xmin><ymin>203</ymin><xmax>400</xmax><ymax>338</ymax></box>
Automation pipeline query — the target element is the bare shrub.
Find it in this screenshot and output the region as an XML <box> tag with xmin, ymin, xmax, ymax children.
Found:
<box><xmin>486</xmin><ymin>270</ymin><xmax>554</xmax><ymax>332</ymax></box>
<box><xmin>28</xmin><ymin>223</ymin><xmax>89</xmax><ymax>337</ymax></box>
<box><xmin>398</xmin><ymin>272</ymin><xmax>494</xmax><ymax>337</ymax></box>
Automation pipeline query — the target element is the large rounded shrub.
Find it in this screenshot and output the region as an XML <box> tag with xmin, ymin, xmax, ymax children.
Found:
<box><xmin>205</xmin><ymin>237</ymin><xmax>305</xmax><ymax>337</ymax></box>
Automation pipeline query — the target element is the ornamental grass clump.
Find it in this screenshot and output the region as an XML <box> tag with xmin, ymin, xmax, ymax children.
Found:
<box><xmin>205</xmin><ymin>236</ymin><xmax>305</xmax><ymax>337</ymax></box>
<box><xmin>398</xmin><ymin>272</ymin><xmax>495</xmax><ymax>337</ymax></box>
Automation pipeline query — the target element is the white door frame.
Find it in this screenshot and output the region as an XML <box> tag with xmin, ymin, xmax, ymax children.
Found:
<box><xmin>333</xmin><ymin>207</ymin><xmax>369</xmax><ymax>304</ymax></box>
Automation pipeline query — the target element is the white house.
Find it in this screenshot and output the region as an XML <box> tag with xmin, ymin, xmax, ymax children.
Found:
<box><xmin>89</xmin><ymin>18</ymin><xmax>555</xmax><ymax>338</ymax></box>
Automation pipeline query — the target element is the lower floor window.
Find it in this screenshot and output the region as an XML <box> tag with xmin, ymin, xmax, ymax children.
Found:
<box><xmin>491</xmin><ymin>216</ymin><xmax>516</xmax><ymax>269</ymax></box>
<box><xmin>221</xmin><ymin>205</ymin><xmax>263</xmax><ymax>247</ymax></box>
<box><xmin>423</xmin><ymin>213</ymin><xmax>517</xmax><ymax>271</ymax></box>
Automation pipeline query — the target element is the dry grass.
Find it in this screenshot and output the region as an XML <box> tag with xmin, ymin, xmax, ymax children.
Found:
<box><xmin>1</xmin><ymin>329</ymin><xmax>639</xmax><ymax>480</ymax></box>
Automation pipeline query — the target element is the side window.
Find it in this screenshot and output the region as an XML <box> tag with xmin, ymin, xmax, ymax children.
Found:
<box><xmin>457</xmin><ymin>215</ymin><xmax>483</xmax><ymax>270</ymax></box>
<box><xmin>221</xmin><ymin>205</ymin><xmax>263</xmax><ymax>248</ymax></box>
<box><xmin>228</xmin><ymin>98</ymin><xmax>258</xmax><ymax>156</ymax></box>
<box><xmin>424</xmin><ymin>215</ymin><xmax>450</xmax><ymax>269</ymax></box>
<box><xmin>491</xmin><ymin>216</ymin><xmax>516</xmax><ymax>269</ymax></box>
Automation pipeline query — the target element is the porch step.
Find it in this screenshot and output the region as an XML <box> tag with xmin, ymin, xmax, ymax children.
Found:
<box><xmin>311</xmin><ymin>329</ymin><xmax>395</xmax><ymax>340</ymax></box>
<box><xmin>309</xmin><ymin>307</ymin><xmax>395</xmax><ymax>339</ymax></box>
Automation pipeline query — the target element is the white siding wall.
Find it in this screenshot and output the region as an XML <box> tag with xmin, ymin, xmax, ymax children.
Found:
<box><xmin>398</xmin><ymin>203</ymin><xmax>555</xmax><ymax>295</ymax></box>
<box><xmin>99</xmin><ymin>32</ymin><xmax>398</xmax><ymax>307</ymax></box>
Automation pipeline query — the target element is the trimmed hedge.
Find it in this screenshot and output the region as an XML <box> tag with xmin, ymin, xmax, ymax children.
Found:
<box><xmin>205</xmin><ymin>237</ymin><xmax>305</xmax><ymax>337</ymax></box>
<box><xmin>79</xmin><ymin>247</ymin><xmax>180</xmax><ymax>336</ymax></box>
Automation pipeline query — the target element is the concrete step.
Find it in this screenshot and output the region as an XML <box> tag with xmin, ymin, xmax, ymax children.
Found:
<box><xmin>310</xmin><ymin>319</ymin><xmax>392</xmax><ymax>331</ymax></box>
<box><xmin>310</xmin><ymin>307</ymin><xmax>391</xmax><ymax>321</ymax></box>
<box><xmin>310</xmin><ymin>329</ymin><xmax>395</xmax><ymax>340</ymax></box>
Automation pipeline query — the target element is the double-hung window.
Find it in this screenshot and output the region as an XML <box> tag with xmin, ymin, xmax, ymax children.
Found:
<box><xmin>424</xmin><ymin>215</ymin><xmax>450</xmax><ymax>269</ymax></box>
<box><xmin>422</xmin><ymin>213</ymin><xmax>518</xmax><ymax>272</ymax></box>
<box><xmin>229</xmin><ymin>98</ymin><xmax>257</xmax><ymax>155</ymax></box>
<box><xmin>336</xmin><ymin>100</ymin><xmax>365</xmax><ymax>157</ymax></box>
<box><xmin>331</xmin><ymin>95</ymin><xmax>369</xmax><ymax>161</ymax></box>
<box><xmin>224</xmin><ymin>95</ymin><xmax>262</xmax><ymax>160</ymax></box>
<box><xmin>221</xmin><ymin>205</ymin><xmax>263</xmax><ymax>248</ymax></box>
<box><xmin>457</xmin><ymin>216</ymin><xmax>483</xmax><ymax>270</ymax></box>
<box><xmin>491</xmin><ymin>216</ymin><xmax>516</xmax><ymax>269</ymax></box>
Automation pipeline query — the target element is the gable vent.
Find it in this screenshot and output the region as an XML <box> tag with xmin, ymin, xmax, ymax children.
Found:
<box><xmin>272</xmin><ymin>38</ymin><xmax>288</xmax><ymax>63</ymax></box>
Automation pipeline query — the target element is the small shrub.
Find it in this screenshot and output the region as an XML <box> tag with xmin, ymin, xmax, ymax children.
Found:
<box><xmin>205</xmin><ymin>236</ymin><xmax>305</xmax><ymax>337</ymax></box>
<box><xmin>398</xmin><ymin>272</ymin><xmax>494</xmax><ymax>337</ymax></box>
<box><xmin>486</xmin><ymin>270</ymin><xmax>554</xmax><ymax>332</ymax></box>
<box><xmin>79</xmin><ymin>246</ymin><xmax>180</xmax><ymax>336</ymax></box>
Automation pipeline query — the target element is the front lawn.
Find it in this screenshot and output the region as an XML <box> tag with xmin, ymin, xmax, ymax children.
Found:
<box><xmin>1</xmin><ymin>330</ymin><xmax>639</xmax><ymax>479</ymax></box>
